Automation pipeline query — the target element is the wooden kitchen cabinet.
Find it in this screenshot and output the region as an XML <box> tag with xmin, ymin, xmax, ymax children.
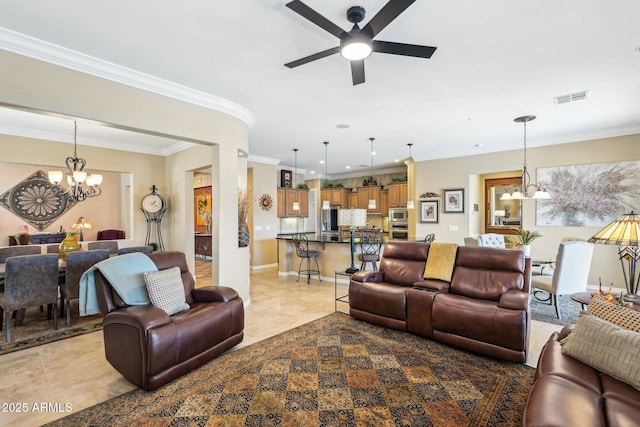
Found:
<box><xmin>380</xmin><ymin>189</ymin><xmax>389</xmax><ymax>216</ymax></box>
<box><xmin>277</xmin><ymin>188</ymin><xmax>309</xmax><ymax>218</ymax></box>
<box><xmin>356</xmin><ymin>186</ymin><xmax>381</xmax><ymax>213</ymax></box>
<box><xmin>388</xmin><ymin>183</ymin><xmax>408</xmax><ymax>208</ymax></box>
<box><xmin>320</xmin><ymin>188</ymin><xmax>350</xmax><ymax>207</ymax></box>
<box><xmin>348</xmin><ymin>191</ymin><xmax>357</xmax><ymax>209</ymax></box>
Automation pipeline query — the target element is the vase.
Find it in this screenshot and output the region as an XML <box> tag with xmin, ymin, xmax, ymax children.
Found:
<box><xmin>238</xmin><ymin>221</ymin><xmax>250</xmax><ymax>247</ymax></box>
<box><xmin>521</xmin><ymin>244</ymin><xmax>531</xmax><ymax>257</ymax></box>
<box><xmin>59</xmin><ymin>232</ymin><xmax>80</xmax><ymax>261</ymax></box>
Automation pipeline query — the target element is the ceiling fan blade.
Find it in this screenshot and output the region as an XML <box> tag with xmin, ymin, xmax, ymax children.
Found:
<box><xmin>362</xmin><ymin>0</ymin><xmax>415</xmax><ymax>38</ymax></box>
<box><xmin>351</xmin><ymin>60</ymin><xmax>365</xmax><ymax>85</ymax></box>
<box><xmin>285</xmin><ymin>46</ymin><xmax>341</xmax><ymax>68</ymax></box>
<box><xmin>286</xmin><ymin>0</ymin><xmax>348</xmax><ymax>39</ymax></box>
<box><xmin>372</xmin><ymin>40</ymin><xmax>437</xmax><ymax>58</ymax></box>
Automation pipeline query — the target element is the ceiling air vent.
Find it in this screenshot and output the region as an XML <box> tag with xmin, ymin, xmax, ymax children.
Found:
<box><xmin>554</xmin><ymin>90</ymin><xmax>588</xmax><ymax>105</ymax></box>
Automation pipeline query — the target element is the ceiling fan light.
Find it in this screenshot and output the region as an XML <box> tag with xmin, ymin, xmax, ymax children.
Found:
<box><xmin>341</xmin><ymin>39</ymin><xmax>372</xmax><ymax>60</ymax></box>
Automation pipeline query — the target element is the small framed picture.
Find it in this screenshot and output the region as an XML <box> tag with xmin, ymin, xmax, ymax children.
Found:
<box><xmin>420</xmin><ymin>200</ymin><xmax>439</xmax><ymax>223</ymax></box>
<box><xmin>443</xmin><ymin>188</ymin><xmax>465</xmax><ymax>213</ymax></box>
<box><xmin>280</xmin><ymin>170</ymin><xmax>292</xmax><ymax>188</ymax></box>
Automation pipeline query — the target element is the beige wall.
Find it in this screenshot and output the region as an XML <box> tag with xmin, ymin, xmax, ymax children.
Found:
<box><xmin>249</xmin><ymin>162</ymin><xmax>279</xmax><ymax>268</ymax></box>
<box><xmin>414</xmin><ymin>133</ymin><xmax>640</xmax><ymax>289</ymax></box>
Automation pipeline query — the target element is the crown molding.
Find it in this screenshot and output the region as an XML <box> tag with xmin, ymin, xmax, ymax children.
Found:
<box><xmin>0</xmin><ymin>27</ymin><xmax>255</xmax><ymax>128</ymax></box>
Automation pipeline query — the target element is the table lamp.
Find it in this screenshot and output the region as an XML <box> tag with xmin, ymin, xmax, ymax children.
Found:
<box><xmin>72</xmin><ymin>217</ymin><xmax>92</xmax><ymax>242</ymax></box>
<box><xmin>494</xmin><ymin>209</ymin><xmax>506</xmax><ymax>225</ymax></box>
<box><xmin>588</xmin><ymin>211</ymin><xmax>640</xmax><ymax>303</ymax></box>
<box><xmin>338</xmin><ymin>208</ymin><xmax>367</xmax><ymax>274</ymax></box>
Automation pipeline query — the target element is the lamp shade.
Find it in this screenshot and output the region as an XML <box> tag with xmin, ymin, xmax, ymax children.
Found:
<box><xmin>72</xmin><ymin>217</ymin><xmax>92</xmax><ymax>230</ymax></box>
<box><xmin>494</xmin><ymin>210</ymin><xmax>506</xmax><ymax>217</ymax></box>
<box><xmin>338</xmin><ymin>208</ymin><xmax>367</xmax><ymax>227</ymax></box>
<box><xmin>588</xmin><ymin>212</ymin><xmax>640</xmax><ymax>246</ymax></box>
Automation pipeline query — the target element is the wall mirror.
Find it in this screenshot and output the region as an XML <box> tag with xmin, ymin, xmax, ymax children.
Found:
<box><xmin>484</xmin><ymin>177</ymin><xmax>522</xmax><ymax>234</ymax></box>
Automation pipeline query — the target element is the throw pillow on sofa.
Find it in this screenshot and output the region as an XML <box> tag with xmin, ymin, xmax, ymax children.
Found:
<box><xmin>562</xmin><ymin>311</ymin><xmax>640</xmax><ymax>391</ymax></box>
<box><xmin>144</xmin><ymin>267</ymin><xmax>190</xmax><ymax>315</ymax></box>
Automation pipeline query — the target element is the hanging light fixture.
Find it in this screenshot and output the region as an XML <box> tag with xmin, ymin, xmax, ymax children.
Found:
<box><xmin>501</xmin><ymin>115</ymin><xmax>551</xmax><ymax>200</ymax></box>
<box><xmin>406</xmin><ymin>143</ymin><xmax>415</xmax><ymax>209</ymax></box>
<box><xmin>322</xmin><ymin>141</ymin><xmax>331</xmax><ymax>210</ymax></box>
<box><xmin>48</xmin><ymin>121</ymin><xmax>103</xmax><ymax>202</ymax></box>
<box><xmin>292</xmin><ymin>148</ymin><xmax>300</xmax><ymax>211</ymax></box>
<box><xmin>367</xmin><ymin>137</ymin><xmax>377</xmax><ymax>209</ymax></box>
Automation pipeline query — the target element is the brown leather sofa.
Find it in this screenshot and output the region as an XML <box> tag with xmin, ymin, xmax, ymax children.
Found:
<box><xmin>349</xmin><ymin>241</ymin><xmax>531</xmax><ymax>363</ymax></box>
<box><xmin>95</xmin><ymin>251</ymin><xmax>244</xmax><ymax>390</ymax></box>
<box><xmin>522</xmin><ymin>326</ymin><xmax>640</xmax><ymax>426</ymax></box>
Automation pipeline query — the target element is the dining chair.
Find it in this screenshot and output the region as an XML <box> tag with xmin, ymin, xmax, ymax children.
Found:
<box><xmin>61</xmin><ymin>250</ymin><xmax>110</xmax><ymax>326</ymax></box>
<box><xmin>358</xmin><ymin>235</ymin><xmax>383</xmax><ymax>271</ymax></box>
<box><xmin>117</xmin><ymin>245</ymin><xmax>154</xmax><ymax>255</ymax></box>
<box><xmin>531</xmin><ymin>241</ymin><xmax>594</xmax><ymax>319</ymax></box>
<box><xmin>46</xmin><ymin>244</ymin><xmax>60</xmax><ymax>253</ymax></box>
<box><xmin>0</xmin><ymin>246</ymin><xmax>41</xmax><ymax>291</ymax></box>
<box><xmin>96</xmin><ymin>230</ymin><xmax>125</xmax><ymax>240</ymax></box>
<box><xmin>0</xmin><ymin>253</ymin><xmax>59</xmax><ymax>342</ymax></box>
<box><xmin>87</xmin><ymin>240</ymin><xmax>119</xmax><ymax>255</ymax></box>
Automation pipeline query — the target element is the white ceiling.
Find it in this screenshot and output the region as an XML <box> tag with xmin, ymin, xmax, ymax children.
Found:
<box><xmin>1</xmin><ymin>0</ymin><xmax>639</xmax><ymax>177</ymax></box>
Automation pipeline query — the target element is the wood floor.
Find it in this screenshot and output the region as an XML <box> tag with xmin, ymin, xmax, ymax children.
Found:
<box><xmin>0</xmin><ymin>261</ymin><xmax>561</xmax><ymax>426</ymax></box>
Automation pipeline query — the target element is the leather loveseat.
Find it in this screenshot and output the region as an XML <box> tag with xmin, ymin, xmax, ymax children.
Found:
<box><xmin>349</xmin><ymin>241</ymin><xmax>531</xmax><ymax>363</ymax></box>
<box><xmin>95</xmin><ymin>251</ymin><xmax>244</xmax><ymax>390</ymax></box>
<box><xmin>522</xmin><ymin>326</ymin><xmax>640</xmax><ymax>426</ymax></box>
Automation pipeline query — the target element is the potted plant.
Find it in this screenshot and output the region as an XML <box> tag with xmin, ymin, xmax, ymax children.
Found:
<box><xmin>512</xmin><ymin>227</ymin><xmax>542</xmax><ymax>256</ymax></box>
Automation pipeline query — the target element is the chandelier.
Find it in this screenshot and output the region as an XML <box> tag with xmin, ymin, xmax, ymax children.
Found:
<box><xmin>501</xmin><ymin>115</ymin><xmax>551</xmax><ymax>200</ymax></box>
<box><xmin>48</xmin><ymin>121</ymin><xmax>103</xmax><ymax>202</ymax></box>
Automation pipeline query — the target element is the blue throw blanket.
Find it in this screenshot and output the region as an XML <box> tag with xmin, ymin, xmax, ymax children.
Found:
<box><xmin>79</xmin><ymin>253</ymin><xmax>158</xmax><ymax>316</ymax></box>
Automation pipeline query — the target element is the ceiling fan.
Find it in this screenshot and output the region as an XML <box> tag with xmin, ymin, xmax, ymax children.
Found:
<box><xmin>284</xmin><ymin>0</ymin><xmax>437</xmax><ymax>85</ymax></box>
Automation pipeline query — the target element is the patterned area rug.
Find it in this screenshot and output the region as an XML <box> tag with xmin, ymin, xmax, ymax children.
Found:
<box><xmin>46</xmin><ymin>312</ymin><xmax>534</xmax><ymax>426</ymax></box>
<box><xmin>0</xmin><ymin>302</ymin><xmax>102</xmax><ymax>355</ymax></box>
<box><xmin>530</xmin><ymin>293</ymin><xmax>581</xmax><ymax>326</ymax></box>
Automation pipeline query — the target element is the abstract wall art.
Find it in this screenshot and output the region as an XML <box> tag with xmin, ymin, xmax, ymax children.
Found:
<box><xmin>536</xmin><ymin>160</ymin><xmax>640</xmax><ymax>227</ymax></box>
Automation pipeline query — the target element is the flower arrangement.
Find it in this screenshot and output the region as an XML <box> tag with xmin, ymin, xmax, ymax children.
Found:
<box><xmin>512</xmin><ymin>227</ymin><xmax>542</xmax><ymax>245</ymax></box>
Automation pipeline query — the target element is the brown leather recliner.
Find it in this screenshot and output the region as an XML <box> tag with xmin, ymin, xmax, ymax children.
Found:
<box><xmin>94</xmin><ymin>251</ymin><xmax>244</xmax><ymax>391</ymax></box>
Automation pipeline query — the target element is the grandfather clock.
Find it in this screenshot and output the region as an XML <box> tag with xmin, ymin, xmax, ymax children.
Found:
<box><xmin>140</xmin><ymin>185</ymin><xmax>167</xmax><ymax>251</ymax></box>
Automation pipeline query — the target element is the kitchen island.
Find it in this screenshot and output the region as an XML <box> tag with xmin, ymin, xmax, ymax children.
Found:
<box><xmin>276</xmin><ymin>233</ymin><xmax>393</xmax><ymax>282</ymax></box>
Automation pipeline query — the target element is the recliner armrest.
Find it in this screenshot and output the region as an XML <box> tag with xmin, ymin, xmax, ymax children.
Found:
<box><xmin>192</xmin><ymin>286</ymin><xmax>239</xmax><ymax>303</ymax></box>
<box><xmin>351</xmin><ymin>270</ymin><xmax>384</xmax><ymax>283</ymax></box>
<box><xmin>413</xmin><ymin>279</ymin><xmax>450</xmax><ymax>292</ymax></box>
<box><xmin>498</xmin><ymin>290</ymin><xmax>529</xmax><ymax>310</ymax></box>
<box><xmin>103</xmin><ymin>305</ymin><xmax>171</xmax><ymax>333</ymax></box>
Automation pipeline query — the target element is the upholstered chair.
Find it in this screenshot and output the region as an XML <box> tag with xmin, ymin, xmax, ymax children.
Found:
<box><xmin>62</xmin><ymin>249</ymin><xmax>109</xmax><ymax>326</ymax></box>
<box><xmin>88</xmin><ymin>241</ymin><xmax>119</xmax><ymax>255</ymax></box>
<box><xmin>0</xmin><ymin>246</ymin><xmax>41</xmax><ymax>262</ymax></box>
<box><xmin>478</xmin><ymin>233</ymin><xmax>506</xmax><ymax>248</ymax></box>
<box><xmin>117</xmin><ymin>246</ymin><xmax>154</xmax><ymax>255</ymax></box>
<box><xmin>531</xmin><ymin>241</ymin><xmax>594</xmax><ymax>319</ymax></box>
<box><xmin>97</xmin><ymin>230</ymin><xmax>125</xmax><ymax>240</ymax></box>
<box><xmin>0</xmin><ymin>253</ymin><xmax>59</xmax><ymax>342</ymax></box>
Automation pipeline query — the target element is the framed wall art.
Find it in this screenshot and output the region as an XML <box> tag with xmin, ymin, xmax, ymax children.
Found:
<box><xmin>443</xmin><ymin>188</ymin><xmax>464</xmax><ymax>213</ymax></box>
<box><xmin>420</xmin><ymin>200</ymin><xmax>439</xmax><ymax>223</ymax></box>
<box><xmin>280</xmin><ymin>170</ymin><xmax>292</xmax><ymax>188</ymax></box>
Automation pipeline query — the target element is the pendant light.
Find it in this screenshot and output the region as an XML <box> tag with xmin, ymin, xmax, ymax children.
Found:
<box><xmin>292</xmin><ymin>148</ymin><xmax>300</xmax><ymax>211</ymax></box>
<box><xmin>500</xmin><ymin>115</ymin><xmax>551</xmax><ymax>200</ymax></box>
<box><xmin>367</xmin><ymin>137</ymin><xmax>376</xmax><ymax>210</ymax></box>
<box><xmin>406</xmin><ymin>143</ymin><xmax>415</xmax><ymax>209</ymax></box>
<box><xmin>322</xmin><ymin>141</ymin><xmax>330</xmax><ymax>210</ymax></box>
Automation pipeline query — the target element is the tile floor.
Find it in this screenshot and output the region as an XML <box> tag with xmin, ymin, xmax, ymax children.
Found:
<box><xmin>0</xmin><ymin>262</ymin><xmax>562</xmax><ymax>426</ymax></box>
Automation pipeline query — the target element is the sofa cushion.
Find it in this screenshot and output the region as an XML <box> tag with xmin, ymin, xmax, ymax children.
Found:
<box><xmin>588</xmin><ymin>295</ymin><xmax>640</xmax><ymax>332</ymax></box>
<box><xmin>562</xmin><ymin>311</ymin><xmax>640</xmax><ymax>390</ymax></box>
<box><xmin>144</xmin><ymin>267</ymin><xmax>190</xmax><ymax>316</ymax></box>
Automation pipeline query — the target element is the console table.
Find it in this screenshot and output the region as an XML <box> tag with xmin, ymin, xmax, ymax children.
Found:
<box><xmin>8</xmin><ymin>232</ymin><xmax>66</xmax><ymax>246</ymax></box>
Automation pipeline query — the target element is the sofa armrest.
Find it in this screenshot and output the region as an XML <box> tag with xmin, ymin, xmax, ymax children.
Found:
<box><xmin>103</xmin><ymin>305</ymin><xmax>171</xmax><ymax>333</ymax></box>
<box><xmin>192</xmin><ymin>286</ymin><xmax>239</xmax><ymax>303</ymax></box>
<box><xmin>413</xmin><ymin>279</ymin><xmax>450</xmax><ymax>292</ymax></box>
<box><xmin>351</xmin><ymin>270</ymin><xmax>384</xmax><ymax>283</ymax></box>
<box><xmin>498</xmin><ymin>290</ymin><xmax>529</xmax><ymax>310</ymax></box>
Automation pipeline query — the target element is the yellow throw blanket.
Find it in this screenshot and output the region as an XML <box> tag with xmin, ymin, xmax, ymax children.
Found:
<box><xmin>424</xmin><ymin>242</ymin><xmax>459</xmax><ymax>282</ymax></box>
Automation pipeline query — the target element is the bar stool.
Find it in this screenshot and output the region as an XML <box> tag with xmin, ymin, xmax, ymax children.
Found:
<box><xmin>292</xmin><ymin>234</ymin><xmax>321</xmax><ymax>284</ymax></box>
<box><xmin>358</xmin><ymin>235</ymin><xmax>383</xmax><ymax>271</ymax></box>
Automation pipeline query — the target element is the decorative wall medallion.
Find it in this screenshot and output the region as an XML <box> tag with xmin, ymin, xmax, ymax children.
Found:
<box><xmin>0</xmin><ymin>170</ymin><xmax>75</xmax><ymax>230</ymax></box>
<box><xmin>259</xmin><ymin>193</ymin><xmax>273</xmax><ymax>211</ymax></box>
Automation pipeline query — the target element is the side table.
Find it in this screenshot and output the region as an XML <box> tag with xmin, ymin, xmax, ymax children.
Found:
<box><xmin>334</xmin><ymin>271</ymin><xmax>353</xmax><ymax>312</ymax></box>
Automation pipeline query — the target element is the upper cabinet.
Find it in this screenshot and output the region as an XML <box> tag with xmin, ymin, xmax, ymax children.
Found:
<box><xmin>356</xmin><ymin>186</ymin><xmax>381</xmax><ymax>213</ymax></box>
<box><xmin>387</xmin><ymin>183</ymin><xmax>408</xmax><ymax>208</ymax></box>
<box><xmin>320</xmin><ymin>188</ymin><xmax>350</xmax><ymax>208</ymax></box>
<box><xmin>277</xmin><ymin>188</ymin><xmax>309</xmax><ymax>218</ymax></box>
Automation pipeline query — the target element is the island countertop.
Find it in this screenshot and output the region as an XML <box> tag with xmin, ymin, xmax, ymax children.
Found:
<box><xmin>276</xmin><ymin>233</ymin><xmax>392</xmax><ymax>244</ymax></box>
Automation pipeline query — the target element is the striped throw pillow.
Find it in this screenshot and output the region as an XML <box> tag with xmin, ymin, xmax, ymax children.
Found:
<box><xmin>144</xmin><ymin>267</ymin><xmax>190</xmax><ymax>316</ymax></box>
